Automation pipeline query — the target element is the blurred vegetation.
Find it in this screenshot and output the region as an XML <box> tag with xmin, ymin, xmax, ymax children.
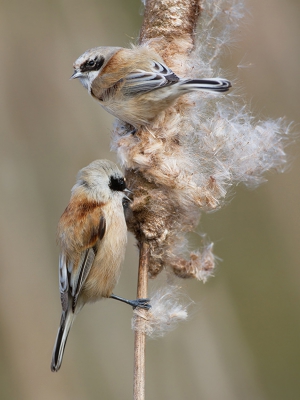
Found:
<box><xmin>0</xmin><ymin>0</ymin><xmax>299</xmax><ymax>399</ymax></box>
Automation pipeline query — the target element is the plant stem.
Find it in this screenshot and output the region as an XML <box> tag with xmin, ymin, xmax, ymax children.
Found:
<box><xmin>133</xmin><ymin>241</ymin><xmax>150</xmax><ymax>400</ymax></box>
<box><xmin>131</xmin><ymin>2</ymin><xmax>202</xmax><ymax>399</ymax></box>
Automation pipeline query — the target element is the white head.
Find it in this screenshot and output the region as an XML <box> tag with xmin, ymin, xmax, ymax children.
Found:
<box><xmin>72</xmin><ymin>159</ymin><xmax>128</xmax><ymax>204</ymax></box>
<box><xmin>71</xmin><ymin>46</ymin><xmax>121</xmax><ymax>91</ymax></box>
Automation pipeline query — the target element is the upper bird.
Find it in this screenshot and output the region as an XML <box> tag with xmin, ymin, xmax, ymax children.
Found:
<box><xmin>51</xmin><ymin>159</ymin><xmax>149</xmax><ymax>372</ymax></box>
<box><xmin>71</xmin><ymin>45</ymin><xmax>231</xmax><ymax>128</ymax></box>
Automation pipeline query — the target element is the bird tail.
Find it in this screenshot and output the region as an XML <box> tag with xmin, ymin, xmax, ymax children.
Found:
<box><xmin>51</xmin><ymin>311</ymin><xmax>75</xmax><ymax>372</ymax></box>
<box><xmin>180</xmin><ymin>78</ymin><xmax>231</xmax><ymax>93</ymax></box>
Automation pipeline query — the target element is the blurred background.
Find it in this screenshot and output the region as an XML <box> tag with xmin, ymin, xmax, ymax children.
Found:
<box><xmin>0</xmin><ymin>0</ymin><xmax>299</xmax><ymax>399</ymax></box>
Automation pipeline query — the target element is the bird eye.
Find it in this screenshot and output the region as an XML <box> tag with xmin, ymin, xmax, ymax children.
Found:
<box><xmin>109</xmin><ymin>176</ymin><xmax>126</xmax><ymax>192</ymax></box>
<box><xmin>81</xmin><ymin>56</ymin><xmax>105</xmax><ymax>73</ymax></box>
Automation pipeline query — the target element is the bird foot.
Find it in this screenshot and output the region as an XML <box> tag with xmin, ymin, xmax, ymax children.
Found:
<box><xmin>129</xmin><ymin>298</ymin><xmax>151</xmax><ymax>310</ymax></box>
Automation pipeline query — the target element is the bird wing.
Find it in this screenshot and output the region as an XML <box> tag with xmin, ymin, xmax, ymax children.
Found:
<box><xmin>122</xmin><ymin>60</ymin><xmax>180</xmax><ymax>95</ymax></box>
<box><xmin>58</xmin><ymin>204</ymin><xmax>106</xmax><ymax>312</ymax></box>
<box><xmin>71</xmin><ymin>247</ymin><xmax>96</xmax><ymax>311</ymax></box>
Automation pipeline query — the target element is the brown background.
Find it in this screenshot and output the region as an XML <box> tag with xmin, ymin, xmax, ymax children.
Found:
<box><xmin>0</xmin><ymin>0</ymin><xmax>299</xmax><ymax>399</ymax></box>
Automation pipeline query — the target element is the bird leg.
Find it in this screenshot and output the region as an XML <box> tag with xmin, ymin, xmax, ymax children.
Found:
<box><xmin>110</xmin><ymin>294</ymin><xmax>151</xmax><ymax>309</ymax></box>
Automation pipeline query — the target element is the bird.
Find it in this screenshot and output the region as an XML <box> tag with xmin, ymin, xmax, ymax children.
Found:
<box><xmin>51</xmin><ymin>159</ymin><xmax>150</xmax><ymax>372</ymax></box>
<box><xmin>71</xmin><ymin>45</ymin><xmax>231</xmax><ymax>128</ymax></box>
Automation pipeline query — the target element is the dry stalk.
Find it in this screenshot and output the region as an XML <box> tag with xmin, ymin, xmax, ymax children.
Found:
<box><xmin>133</xmin><ymin>241</ymin><xmax>149</xmax><ymax>400</ymax></box>
<box><xmin>130</xmin><ymin>1</ymin><xmax>202</xmax><ymax>399</ymax></box>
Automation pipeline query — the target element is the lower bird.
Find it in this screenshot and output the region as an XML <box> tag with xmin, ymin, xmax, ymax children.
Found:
<box><xmin>51</xmin><ymin>159</ymin><xmax>150</xmax><ymax>372</ymax></box>
<box><xmin>71</xmin><ymin>45</ymin><xmax>231</xmax><ymax>128</ymax></box>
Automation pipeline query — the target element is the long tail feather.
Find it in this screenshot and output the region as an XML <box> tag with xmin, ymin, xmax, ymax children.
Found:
<box><xmin>51</xmin><ymin>311</ymin><xmax>75</xmax><ymax>372</ymax></box>
<box><xmin>180</xmin><ymin>78</ymin><xmax>231</xmax><ymax>93</ymax></box>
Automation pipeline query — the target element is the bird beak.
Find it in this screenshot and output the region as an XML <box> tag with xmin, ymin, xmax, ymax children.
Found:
<box><xmin>123</xmin><ymin>195</ymin><xmax>132</xmax><ymax>202</ymax></box>
<box><xmin>123</xmin><ymin>189</ymin><xmax>133</xmax><ymax>203</ymax></box>
<box><xmin>70</xmin><ymin>70</ymin><xmax>83</xmax><ymax>80</ymax></box>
